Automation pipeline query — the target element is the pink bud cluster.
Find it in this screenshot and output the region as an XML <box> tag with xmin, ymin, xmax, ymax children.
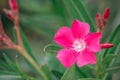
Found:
<box><xmin>3</xmin><ymin>0</ymin><xmax>18</xmax><ymax>21</ymax></box>
<box><xmin>96</xmin><ymin>8</ymin><xmax>110</xmax><ymax>32</ymax></box>
<box><xmin>96</xmin><ymin>8</ymin><xmax>113</xmax><ymax>49</ymax></box>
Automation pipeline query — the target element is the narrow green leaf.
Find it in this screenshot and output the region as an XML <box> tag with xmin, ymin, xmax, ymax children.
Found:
<box><xmin>41</xmin><ymin>65</ymin><xmax>51</xmax><ymax>80</ymax></box>
<box><xmin>103</xmin><ymin>24</ymin><xmax>120</xmax><ymax>57</ymax></box>
<box><xmin>78</xmin><ymin>78</ymin><xmax>97</xmax><ymax>80</ymax></box>
<box><xmin>63</xmin><ymin>0</ymin><xmax>84</xmax><ymax>21</ymax></box>
<box><xmin>20</xmin><ymin>29</ymin><xmax>38</xmax><ymax>63</ymax></box>
<box><xmin>0</xmin><ymin>75</ymin><xmax>22</xmax><ymax>80</ymax></box>
<box><xmin>61</xmin><ymin>65</ymin><xmax>75</xmax><ymax>80</ymax></box>
<box><xmin>72</xmin><ymin>0</ymin><xmax>96</xmax><ymax>32</ymax></box>
<box><xmin>76</xmin><ymin>65</ymin><xmax>95</xmax><ymax>78</ymax></box>
<box><xmin>0</xmin><ymin>71</ymin><xmax>18</xmax><ymax>75</ymax></box>
<box><xmin>96</xmin><ymin>53</ymin><xmax>104</xmax><ymax>79</ymax></box>
<box><xmin>102</xmin><ymin>54</ymin><xmax>117</xmax><ymax>64</ymax></box>
<box><xmin>44</xmin><ymin>44</ymin><xmax>61</xmax><ymax>54</ymax></box>
<box><xmin>52</xmin><ymin>70</ymin><xmax>63</xmax><ymax>79</ymax></box>
<box><xmin>12</xmin><ymin>28</ymin><xmax>18</xmax><ymax>44</ymax></box>
<box><xmin>0</xmin><ymin>60</ymin><xmax>12</xmax><ymax>71</ymax></box>
<box><xmin>105</xmin><ymin>66</ymin><xmax>120</xmax><ymax>73</ymax></box>
<box><xmin>2</xmin><ymin>54</ymin><xmax>17</xmax><ymax>72</ymax></box>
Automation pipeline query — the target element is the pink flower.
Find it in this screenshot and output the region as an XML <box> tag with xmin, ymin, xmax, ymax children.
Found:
<box><xmin>54</xmin><ymin>20</ymin><xmax>101</xmax><ymax>68</ymax></box>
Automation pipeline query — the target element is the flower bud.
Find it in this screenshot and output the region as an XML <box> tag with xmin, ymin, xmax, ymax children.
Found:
<box><xmin>101</xmin><ymin>43</ymin><xmax>114</xmax><ymax>49</ymax></box>
<box><xmin>103</xmin><ymin>8</ymin><xmax>110</xmax><ymax>20</ymax></box>
<box><xmin>9</xmin><ymin>0</ymin><xmax>18</xmax><ymax>13</ymax></box>
<box><xmin>3</xmin><ymin>8</ymin><xmax>14</xmax><ymax>20</ymax></box>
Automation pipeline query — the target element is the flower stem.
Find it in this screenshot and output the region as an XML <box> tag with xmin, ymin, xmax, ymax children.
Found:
<box><xmin>15</xmin><ymin>46</ymin><xmax>49</xmax><ymax>80</ymax></box>
<box><xmin>96</xmin><ymin>54</ymin><xmax>104</xmax><ymax>80</ymax></box>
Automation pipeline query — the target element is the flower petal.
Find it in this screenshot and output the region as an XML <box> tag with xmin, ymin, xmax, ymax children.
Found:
<box><xmin>56</xmin><ymin>49</ymin><xmax>77</xmax><ymax>68</ymax></box>
<box><xmin>54</xmin><ymin>26</ymin><xmax>74</xmax><ymax>48</ymax></box>
<box><xmin>85</xmin><ymin>32</ymin><xmax>102</xmax><ymax>52</ymax></box>
<box><xmin>77</xmin><ymin>49</ymin><xmax>96</xmax><ymax>67</ymax></box>
<box><xmin>71</xmin><ymin>20</ymin><xmax>90</xmax><ymax>39</ymax></box>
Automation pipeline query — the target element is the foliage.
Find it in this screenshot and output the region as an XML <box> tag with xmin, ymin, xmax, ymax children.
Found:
<box><xmin>0</xmin><ymin>0</ymin><xmax>120</xmax><ymax>80</ymax></box>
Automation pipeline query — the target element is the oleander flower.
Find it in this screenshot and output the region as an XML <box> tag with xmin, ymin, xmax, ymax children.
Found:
<box><xmin>54</xmin><ymin>20</ymin><xmax>101</xmax><ymax>68</ymax></box>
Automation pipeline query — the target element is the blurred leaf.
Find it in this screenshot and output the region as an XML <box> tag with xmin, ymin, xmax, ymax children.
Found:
<box><xmin>105</xmin><ymin>66</ymin><xmax>120</xmax><ymax>73</ymax></box>
<box><xmin>44</xmin><ymin>44</ymin><xmax>61</xmax><ymax>54</ymax></box>
<box><xmin>72</xmin><ymin>0</ymin><xmax>96</xmax><ymax>32</ymax></box>
<box><xmin>102</xmin><ymin>54</ymin><xmax>117</xmax><ymax>65</ymax></box>
<box><xmin>0</xmin><ymin>54</ymin><xmax>34</xmax><ymax>80</ymax></box>
<box><xmin>12</xmin><ymin>28</ymin><xmax>18</xmax><ymax>44</ymax></box>
<box><xmin>18</xmin><ymin>0</ymin><xmax>51</xmax><ymax>14</ymax></box>
<box><xmin>96</xmin><ymin>53</ymin><xmax>104</xmax><ymax>79</ymax></box>
<box><xmin>20</xmin><ymin>29</ymin><xmax>38</xmax><ymax>63</ymax></box>
<box><xmin>0</xmin><ymin>75</ymin><xmax>22</xmax><ymax>80</ymax></box>
<box><xmin>41</xmin><ymin>65</ymin><xmax>51</xmax><ymax>80</ymax></box>
<box><xmin>51</xmin><ymin>70</ymin><xmax>63</xmax><ymax>79</ymax></box>
<box><xmin>46</xmin><ymin>53</ymin><xmax>65</xmax><ymax>74</ymax></box>
<box><xmin>76</xmin><ymin>65</ymin><xmax>95</xmax><ymax>78</ymax></box>
<box><xmin>61</xmin><ymin>65</ymin><xmax>75</xmax><ymax>80</ymax></box>
<box><xmin>78</xmin><ymin>78</ymin><xmax>97</xmax><ymax>80</ymax></box>
<box><xmin>63</xmin><ymin>0</ymin><xmax>95</xmax><ymax>32</ymax></box>
<box><xmin>2</xmin><ymin>54</ymin><xmax>17</xmax><ymax>72</ymax></box>
<box><xmin>20</xmin><ymin>14</ymin><xmax>61</xmax><ymax>38</ymax></box>
<box><xmin>63</xmin><ymin>0</ymin><xmax>84</xmax><ymax>21</ymax></box>
<box><xmin>51</xmin><ymin>0</ymin><xmax>67</xmax><ymax>25</ymax></box>
<box><xmin>103</xmin><ymin>24</ymin><xmax>120</xmax><ymax>57</ymax></box>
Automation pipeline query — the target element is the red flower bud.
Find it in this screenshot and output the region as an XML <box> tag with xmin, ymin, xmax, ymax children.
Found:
<box><xmin>103</xmin><ymin>8</ymin><xmax>110</xmax><ymax>20</ymax></box>
<box><xmin>96</xmin><ymin>13</ymin><xmax>101</xmax><ymax>19</ymax></box>
<box><xmin>3</xmin><ymin>8</ymin><xmax>14</xmax><ymax>20</ymax></box>
<box><xmin>9</xmin><ymin>0</ymin><xmax>18</xmax><ymax>13</ymax></box>
<box><xmin>101</xmin><ymin>43</ymin><xmax>114</xmax><ymax>49</ymax></box>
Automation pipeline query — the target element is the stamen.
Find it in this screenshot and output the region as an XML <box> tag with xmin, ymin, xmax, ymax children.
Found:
<box><xmin>73</xmin><ymin>39</ymin><xmax>86</xmax><ymax>52</ymax></box>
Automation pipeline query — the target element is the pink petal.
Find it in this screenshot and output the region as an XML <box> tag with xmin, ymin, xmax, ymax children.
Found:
<box><xmin>56</xmin><ymin>49</ymin><xmax>77</xmax><ymax>68</ymax></box>
<box><xmin>77</xmin><ymin>49</ymin><xmax>96</xmax><ymax>67</ymax></box>
<box><xmin>85</xmin><ymin>32</ymin><xmax>102</xmax><ymax>52</ymax></box>
<box><xmin>54</xmin><ymin>26</ymin><xmax>74</xmax><ymax>48</ymax></box>
<box><xmin>71</xmin><ymin>20</ymin><xmax>90</xmax><ymax>39</ymax></box>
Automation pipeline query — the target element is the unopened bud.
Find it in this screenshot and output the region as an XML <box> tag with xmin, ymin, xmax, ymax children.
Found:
<box><xmin>96</xmin><ymin>13</ymin><xmax>101</xmax><ymax>19</ymax></box>
<box><xmin>101</xmin><ymin>43</ymin><xmax>114</xmax><ymax>49</ymax></box>
<box><xmin>103</xmin><ymin>8</ymin><xmax>110</xmax><ymax>20</ymax></box>
<box><xmin>9</xmin><ymin>0</ymin><xmax>18</xmax><ymax>13</ymax></box>
<box><xmin>3</xmin><ymin>8</ymin><xmax>14</xmax><ymax>20</ymax></box>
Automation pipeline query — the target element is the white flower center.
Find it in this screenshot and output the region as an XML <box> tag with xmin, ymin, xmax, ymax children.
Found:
<box><xmin>73</xmin><ymin>39</ymin><xmax>86</xmax><ymax>52</ymax></box>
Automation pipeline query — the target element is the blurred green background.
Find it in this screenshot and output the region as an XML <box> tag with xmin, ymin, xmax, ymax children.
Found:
<box><xmin>0</xmin><ymin>0</ymin><xmax>120</xmax><ymax>80</ymax></box>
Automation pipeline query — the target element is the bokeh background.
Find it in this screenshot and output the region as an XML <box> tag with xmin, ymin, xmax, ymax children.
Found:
<box><xmin>0</xmin><ymin>0</ymin><xmax>120</xmax><ymax>80</ymax></box>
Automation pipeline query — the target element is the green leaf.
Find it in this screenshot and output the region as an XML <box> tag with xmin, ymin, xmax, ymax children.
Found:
<box><xmin>41</xmin><ymin>65</ymin><xmax>51</xmax><ymax>80</ymax></box>
<box><xmin>51</xmin><ymin>70</ymin><xmax>63</xmax><ymax>79</ymax></box>
<box><xmin>105</xmin><ymin>66</ymin><xmax>120</xmax><ymax>73</ymax></box>
<box><xmin>46</xmin><ymin>53</ymin><xmax>65</xmax><ymax>74</ymax></box>
<box><xmin>20</xmin><ymin>29</ymin><xmax>38</xmax><ymax>63</ymax></box>
<box><xmin>2</xmin><ymin>54</ymin><xmax>17</xmax><ymax>72</ymax></box>
<box><xmin>63</xmin><ymin>0</ymin><xmax>84</xmax><ymax>21</ymax></box>
<box><xmin>102</xmin><ymin>54</ymin><xmax>117</xmax><ymax>65</ymax></box>
<box><xmin>96</xmin><ymin>53</ymin><xmax>104</xmax><ymax>79</ymax></box>
<box><xmin>44</xmin><ymin>44</ymin><xmax>61</xmax><ymax>54</ymax></box>
<box><xmin>63</xmin><ymin>0</ymin><xmax>96</xmax><ymax>32</ymax></box>
<box><xmin>61</xmin><ymin>65</ymin><xmax>75</xmax><ymax>80</ymax></box>
<box><xmin>78</xmin><ymin>78</ymin><xmax>97</xmax><ymax>80</ymax></box>
<box><xmin>0</xmin><ymin>75</ymin><xmax>22</xmax><ymax>80</ymax></box>
<box><xmin>71</xmin><ymin>0</ymin><xmax>96</xmax><ymax>32</ymax></box>
<box><xmin>12</xmin><ymin>28</ymin><xmax>18</xmax><ymax>44</ymax></box>
<box><xmin>76</xmin><ymin>65</ymin><xmax>95</xmax><ymax>78</ymax></box>
<box><xmin>20</xmin><ymin>14</ymin><xmax>61</xmax><ymax>38</ymax></box>
<box><xmin>103</xmin><ymin>24</ymin><xmax>120</xmax><ymax>57</ymax></box>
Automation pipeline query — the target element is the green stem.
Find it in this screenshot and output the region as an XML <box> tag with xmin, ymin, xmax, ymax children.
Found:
<box><xmin>105</xmin><ymin>66</ymin><xmax>120</xmax><ymax>72</ymax></box>
<box><xmin>15</xmin><ymin>46</ymin><xmax>49</xmax><ymax>80</ymax></box>
<box><xmin>96</xmin><ymin>54</ymin><xmax>104</xmax><ymax>80</ymax></box>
